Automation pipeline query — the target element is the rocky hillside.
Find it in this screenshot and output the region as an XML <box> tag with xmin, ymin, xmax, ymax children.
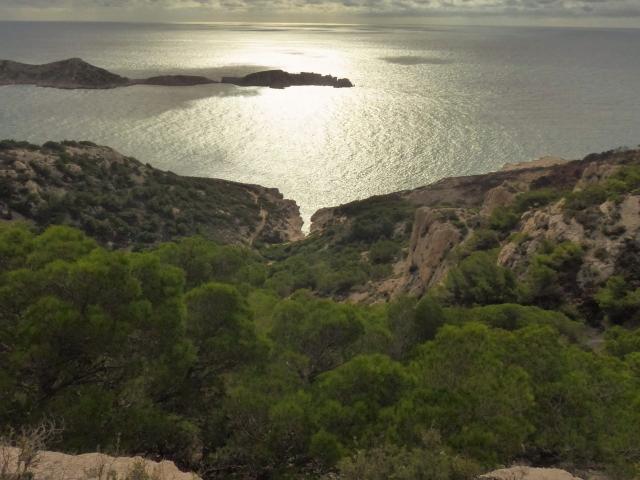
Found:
<box><xmin>0</xmin><ymin>140</ymin><xmax>303</xmax><ymax>248</ymax></box>
<box><xmin>273</xmin><ymin>147</ymin><xmax>640</xmax><ymax>322</ymax></box>
<box><xmin>0</xmin><ymin>58</ymin><xmax>131</xmax><ymax>89</ymax></box>
<box><xmin>2</xmin><ymin>143</ymin><xmax>638</xmax><ymax>480</ymax></box>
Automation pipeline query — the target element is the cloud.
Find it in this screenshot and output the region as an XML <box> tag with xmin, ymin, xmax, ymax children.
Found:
<box><xmin>2</xmin><ymin>0</ymin><xmax>640</xmax><ymax>18</ymax></box>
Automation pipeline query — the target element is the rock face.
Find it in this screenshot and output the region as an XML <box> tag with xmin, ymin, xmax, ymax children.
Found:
<box><xmin>309</xmin><ymin>148</ymin><xmax>640</xmax><ymax>303</ymax></box>
<box><xmin>0</xmin><ymin>446</ymin><xmax>200</xmax><ymax>480</ymax></box>
<box><xmin>480</xmin><ymin>467</ymin><xmax>583</xmax><ymax>480</ymax></box>
<box><xmin>403</xmin><ymin>207</ymin><xmax>466</xmax><ymax>294</ymax></box>
<box><xmin>0</xmin><ymin>140</ymin><xmax>303</xmax><ymax>247</ymax></box>
<box><xmin>0</xmin><ymin>58</ymin><xmax>354</xmax><ymax>91</ymax></box>
<box><xmin>222</xmin><ymin>70</ymin><xmax>354</xmax><ymax>89</ymax></box>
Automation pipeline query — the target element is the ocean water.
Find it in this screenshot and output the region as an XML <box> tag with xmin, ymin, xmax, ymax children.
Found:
<box><xmin>1</xmin><ymin>21</ymin><xmax>639</xmax><ymax>226</ymax></box>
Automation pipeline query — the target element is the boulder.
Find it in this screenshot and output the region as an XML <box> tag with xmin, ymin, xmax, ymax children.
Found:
<box><xmin>0</xmin><ymin>446</ymin><xmax>201</xmax><ymax>480</ymax></box>
<box><xmin>480</xmin><ymin>466</ymin><xmax>583</xmax><ymax>480</ymax></box>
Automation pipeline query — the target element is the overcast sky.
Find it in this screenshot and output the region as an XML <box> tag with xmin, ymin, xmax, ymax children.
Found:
<box><xmin>1</xmin><ymin>0</ymin><xmax>639</xmax><ymax>27</ymax></box>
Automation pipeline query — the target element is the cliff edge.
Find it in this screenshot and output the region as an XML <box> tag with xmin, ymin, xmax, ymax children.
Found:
<box><xmin>0</xmin><ymin>140</ymin><xmax>303</xmax><ymax>248</ymax></box>
<box><xmin>302</xmin><ymin>147</ymin><xmax>640</xmax><ymax>311</ymax></box>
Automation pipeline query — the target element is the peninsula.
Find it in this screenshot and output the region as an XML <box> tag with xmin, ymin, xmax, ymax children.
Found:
<box><xmin>0</xmin><ymin>58</ymin><xmax>354</xmax><ymax>90</ymax></box>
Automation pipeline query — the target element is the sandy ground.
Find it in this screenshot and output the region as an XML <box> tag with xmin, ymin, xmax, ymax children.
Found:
<box><xmin>480</xmin><ymin>466</ymin><xmax>583</xmax><ymax>480</ymax></box>
<box><xmin>0</xmin><ymin>446</ymin><xmax>200</xmax><ymax>480</ymax></box>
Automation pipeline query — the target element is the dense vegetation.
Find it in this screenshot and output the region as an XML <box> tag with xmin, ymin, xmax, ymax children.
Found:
<box><xmin>2</xmin><ymin>222</ymin><xmax>640</xmax><ymax>479</ymax></box>
<box><xmin>261</xmin><ymin>196</ymin><xmax>413</xmax><ymax>298</ymax></box>
<box><xmin>0</xmin><ymin>140</ymin><xmax>298</xmax><ymax>248</ymax></box>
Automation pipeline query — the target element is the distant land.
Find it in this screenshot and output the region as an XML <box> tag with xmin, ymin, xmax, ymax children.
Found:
<box><xmin>0</xmin><ymin>58</ymin><xmax>354</xmax><ymax>90</ymax></box>
<box><xmin>222</xmin><ymin>70</ymin><xmax>354</xmax><ymax>89</ymax></box>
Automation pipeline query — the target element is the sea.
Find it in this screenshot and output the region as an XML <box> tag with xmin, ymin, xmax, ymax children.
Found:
<box><xmin>1</xmin><ymin>21</ymin><xmax>639</xmax><ymax>226</ymax></box>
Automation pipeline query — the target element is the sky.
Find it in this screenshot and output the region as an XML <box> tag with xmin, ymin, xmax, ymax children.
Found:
<box><xmin>1</xmin><ymin>0</ymin><xmax>639</xmax><ymax>27</ymax></box>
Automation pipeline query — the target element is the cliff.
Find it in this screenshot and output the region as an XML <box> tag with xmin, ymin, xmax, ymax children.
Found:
<box><xmin>0</xmin><ymin>140</ymin><xmax>303</xmax><ymax>248</ymax></box>
<box><xmin>302</xmin><ymin>147</ymin><xmax>640</xmax><ymax>314</ymax></box>
<box><xmin>3</xmin><ymin>137</ymin><xmax>639</xmax><ymax>319</ymax></box>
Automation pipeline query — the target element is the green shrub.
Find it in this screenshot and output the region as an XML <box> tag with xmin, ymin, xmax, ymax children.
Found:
<box><xmin>564</xmin><ymin>185</ymin><xmax>609</xmax><ymax>211</ymax></box>
<box><xmin>337</xmin><ymin>430</ymin><xmax>480</xmax><ymax>480</ymax></box>
<box><xmin>523</xmin><ymin>241</ymin><xmax>584</xmax><ymax>309</ymax></box>
<box><xmin>443</xmin><ymin>251</ymin><xmax>518</xmax><ymax>306</ymax></box>
<box><xmin>513</xmin><ymin>188</ymin><xmax>563</xmax><ymax>212</ymax></box>
<box><xmin>369</xmin><ymin>239</ymin><xmax>401</xmax><ymax>264</ymax></box>
<box><xmin>596</xmin><ymin>276</ymin><xmax>640</xmax><ymax>324</ymax></box>
<box><xmin>488</xmin><ymin>207</ymin><xmax>519</xmax><ymax>233</ymax></box>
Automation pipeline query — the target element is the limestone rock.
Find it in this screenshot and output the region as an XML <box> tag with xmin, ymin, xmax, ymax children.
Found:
<box><xmin>392</xmin><ymin>207</ymin><xmax>466</xmax><ymax>296</ymax></box>
<box><xmin>0</xmin><ymin>446</ymin><xmax>201</xmax><ymax>480</ymax></box>
<box><xmin>479</xmin><ymin>466</ymin><xmax>582</xmax><ymax>480</ymax></box>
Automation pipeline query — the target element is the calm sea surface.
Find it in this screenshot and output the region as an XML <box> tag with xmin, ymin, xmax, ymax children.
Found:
<box><xmin>1</xmin><ymin>22</ymin><xmax>639</xmax><ymax>225</ymax></box>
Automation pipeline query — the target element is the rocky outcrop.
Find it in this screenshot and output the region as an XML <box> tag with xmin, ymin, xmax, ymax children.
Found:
<box><xmin>0</xmin><ymin>58</ymin><xmax>215</xmax><ymax>89</ymax></box>
<box><xmin>308</xmin><ymin>148</ymin><xmax>640</xmax><ymax>303</ymax></box>
<box><xmin>498</xmin><ymin>193</ymin><xmax>640</xmax><ymax>298</ymax></box>
<box><xmin>0</xmin><ymin>140</ymin><xmax>303</xmax><ymax>247</ymax></box>
<box><xmin>221</xmin><ymin>70</ymin><xmax>354</xmax><ymax>89</ymax></box>
<box><xmin>398</xmin><ymin>207</ymin><xmax>466</xmax><ymax>295</ymax></box>
<box><xmin>480</xmin><ymin>467</ymin><xmax>583</xmax><ymax>480</ymax></box>
<box><xmin>0</xmin><ymin>58</ymin><xmax>129</xmax><ymax>89</ymax></box>
<box><xmin>0</xmin><ymin>58</ymin><xmax>354</xmax><ymax>91</ymax></box>
<box><xmin>0</xmin><ymin>446</ymin><xmax>200</xmax><ymax>480</ymax></box>
<box><xmin>311</xmin><ymin>156</ymin><xmax>599</xmax><ymax>239</ymax></box>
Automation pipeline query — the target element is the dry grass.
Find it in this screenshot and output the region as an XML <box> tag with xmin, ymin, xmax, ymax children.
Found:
<box><xmin>0</xmin><ymin>422</ymin><xmax>196</xmax><ymax>480</ymax></box>
<box><xmin>0</xmin><ymin>420</ymin><xmax>62</xmax><ymax>480</ymax></box>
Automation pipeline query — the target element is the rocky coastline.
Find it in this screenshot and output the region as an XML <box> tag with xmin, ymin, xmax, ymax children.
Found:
<box><xmin>0</xmin><ymin>140</ymin><xmax>303</xmax><ymax>248</ymax></box>
<box><xmin>0</xmin><ymin>58</ymin><xmax>354</xmax><ymax>90</ymax></box>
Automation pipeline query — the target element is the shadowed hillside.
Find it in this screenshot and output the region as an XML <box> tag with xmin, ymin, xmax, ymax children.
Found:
<box><xmin>0</xmin><ymin>140</ymin><xmax>303</xmax><ymax>248</ymax></box>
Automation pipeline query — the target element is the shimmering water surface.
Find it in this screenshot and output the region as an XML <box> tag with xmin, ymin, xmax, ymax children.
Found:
<box><xmin>1</xmin><ymin>22</ymin><xmax>639</xmax><ymax>225</ymax></box>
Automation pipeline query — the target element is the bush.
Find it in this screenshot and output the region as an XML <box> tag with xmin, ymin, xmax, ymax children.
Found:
<box><xmin>369</xmin><ymin>239</ymin><xmax>401</xmax><ymax>264</ymax></box>
<box><xmin>523</xmin><ymin>241</ymin><xmax>584</xmax><ymax>309</ymax></box>
<box><xmin>42</xmin><ymin>141</ymin><xmax>67</xmax><ymax>153</ymax></box>
<box><xmin>488</xmin><ymin>207</ymin><xmax>519</xmax><ymax>233</ymax></box>
<box><xmin>596</xmin><ymin>276</ymin><xmax>640</xmax><ymax>324</ymax></box>
<box><xmin>513</xmin><ymin>188</ymin><xmax>563</xmax><ymax>212</ymax></box>
<box><xmin>337</xmin><ymin>430</ymin><xmax>480</xmax><ymax>480</ymax></box>
<box><xmin>443</xmin><ymin>251</ymin><xmax>518</xmax><ymax>306</ymax></box>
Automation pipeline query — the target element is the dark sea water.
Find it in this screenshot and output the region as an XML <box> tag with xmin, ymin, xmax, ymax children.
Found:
<box><xmin>1</xmin><ymin>21</ymin><xmax>639</xmax><ymax>225</ymax></box>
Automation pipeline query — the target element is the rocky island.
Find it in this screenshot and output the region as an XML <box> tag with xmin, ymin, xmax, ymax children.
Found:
<box><xmin>0</xmin><ymin>58</ymin><xmax>215</xmax><ymax>89</ymax></box>
<box><xmin>0</xmin><ymin>58</ymin><xmax>354</xmax><ymax>90</ymax></box>
<box><xmin>221</xmin><ymin>70</ymin><xmax>354</xmax><ymax>89</ymax></box>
